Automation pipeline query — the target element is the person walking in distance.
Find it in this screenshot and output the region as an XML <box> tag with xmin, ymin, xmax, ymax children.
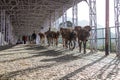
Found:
<box><xmin>22</xmin><ymin>35</ymin><xmax>27</xmax><ymax>44</ymax></box>
<box><xmin>31</xmin><ymin>31</ymin><xmax>36</xmax><ymax>44</ymax></box>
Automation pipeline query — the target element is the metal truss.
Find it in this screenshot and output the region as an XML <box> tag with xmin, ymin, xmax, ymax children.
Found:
<box><xmin>0</xmin><ymin>10</ymin><xmax>5</xmax><ymax>46</ymax></box>
<box><xmin>5</xmin><ymin>17</ymin><xmax>8</xmax><ymax>42</ymax></box>
<box><xmin>5</xmin><ymin>16</ymin><xmax>11</xmax><ymax>43</ymax></box>
<box><xmin>0</xmin><ymin>0</ymin><xmax>74</xmax><ymax>34</ymax></box>
<box><xmin>55</xmin><ymin>10</ymin><xmax>59</xmax><ymax>28</ymax></box>
<box><xmin>114</xmin><ymin>0</ymin><xmax>120</xmax><ymax>56</ymax></box>
<box><xmin>88</xmin><ymin>0</ymin><xmax>97</xmax><ymax>52</ymax></box>
<box><xmin>72</xmin><ymin>0</ymin><xmax>78</xmax><ymax>27</ymax></box>
<box><xmin>62</xmin><ymin>6</ymin><xmax>67</xmax><ymax>27</ymax></box>
<box><xmin>0</xmin><ymin>0</ymin><xmax>86</xmax><ymax>45</ymax></box>
<box><xmin>0</xmin><ymin>10</ymin><xmax>20</xmax><ymax>45</ymax></box>
<box><xmin>53</xmin><ymin>10</ymin><xmax>60</xmax><ymax>28</ymax></box>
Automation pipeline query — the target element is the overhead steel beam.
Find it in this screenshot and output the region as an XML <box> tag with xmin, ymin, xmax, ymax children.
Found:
<box><xmin>0</xmin><ymin>0</ymin><xmax>80</xmax><ymax>37</ymax></box>
<box><xmin>0</xmin><ymin>0</ymin><xmax>4</xmax><ymax>5</ymax></box>
<box><xmin>0</xmin><ymin>4</ymin><xmax>62</xmax><ymax>10</ymax></box>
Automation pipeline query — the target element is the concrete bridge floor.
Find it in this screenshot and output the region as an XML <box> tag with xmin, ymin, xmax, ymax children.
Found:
<box><xmin>0</xmin><ymin>44</ymin><xmax>120</xmax><ymax>80</ymax></box>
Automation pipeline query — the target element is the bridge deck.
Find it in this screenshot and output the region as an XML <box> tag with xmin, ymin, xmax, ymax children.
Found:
<box><xmin>0</xmin><ymin>44</ymin><xmax>119</xmax><ymax>80</ymax></box>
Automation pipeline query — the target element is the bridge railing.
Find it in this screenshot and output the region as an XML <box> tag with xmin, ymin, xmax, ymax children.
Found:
<box><xmin>87</xmin><ymin>26</ymin><xmax>117</xmax><ymax>53</ymax></box>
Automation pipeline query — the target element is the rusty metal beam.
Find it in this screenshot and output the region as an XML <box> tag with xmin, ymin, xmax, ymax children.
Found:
<box><xmin>105</xmin><ymin>0</ymin><xmax>109</xmax><ymax>56</ymax></box>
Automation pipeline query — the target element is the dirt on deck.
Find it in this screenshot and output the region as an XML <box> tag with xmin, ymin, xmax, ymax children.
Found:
<box><xmin>0</xmin><ymin>44</ymin><xmax>119</xmax><ymax>80</ymax></box>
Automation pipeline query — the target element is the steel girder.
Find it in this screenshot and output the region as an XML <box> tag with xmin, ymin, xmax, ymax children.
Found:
<box><xmin>114</xmin><ymin>0</ymin><xmax>120</xmax><ymax>56</ymax></box>
<box><xmin>88</xmin><ymin>0</ymin><xmax>97</xmax><ymax>52</ymax></box>
<box><xmin>62</xmin><ymin>6</ymin><xmax>67</xmax><ymax>27</ymax></box>
<box><xmin>72</xmin><ymin>0</ymin><xmax>78</xmax><ymax>27</ymax></box>
<box><xmin>0</xmin><ymin>10</ymin><xmax>6</xmax><ymax>45</ymax></box>
<box><xmin>0</xmin><ymin>0</ymin><xmax>75</xmax><ymax>31</ymax></box>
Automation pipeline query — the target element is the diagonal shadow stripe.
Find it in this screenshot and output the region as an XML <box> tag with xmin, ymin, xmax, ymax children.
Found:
<box><xmin>0</xmin><ymin>45</ymin><xmax>15</xmax><ymax>51</ymax></box>
<box><xmin>40</xmin><ymin>52</ymin><xmax>94</xmax><ymax>63</ymax></box>
<box><xmin>0</xmin><ymin>63</ymin><xmax>54</xmax><ymax>80</ymax></box>
<box><xmin>60</xmin><ymin>55</ymin><xmax>106</xmax><ymax>80</ymax></box>
<box><xmin>0</xmin><ymin>49</ymin><xmax>64</xmax><ymax>63</ymax></box>
<box><xmin>104</xmin><ymin>57</ymin><xmax>120</xmax><ymax>80</ymax></box>
<box><xmin>90</xmin><ymin>56</ymin><xmax>117</xmax><ymax>79</ymax></box>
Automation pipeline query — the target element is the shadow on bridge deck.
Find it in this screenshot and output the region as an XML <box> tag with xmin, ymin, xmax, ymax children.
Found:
<box><xmin>0</xmin><ymin>44</ymin><xmax>119</xmax><ymax>80</ymax></box>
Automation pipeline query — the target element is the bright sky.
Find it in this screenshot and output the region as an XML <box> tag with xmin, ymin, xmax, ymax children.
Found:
<box><xmin>67</xmin><ymin>0</ymin><xmax>115</xmax><ymax>27</ymax></box>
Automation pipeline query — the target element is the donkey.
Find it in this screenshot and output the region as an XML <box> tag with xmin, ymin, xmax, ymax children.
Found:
<box><xmin>75</xmin><ymin>25</ymin><xmax>91</xmax><ymax>54</ymax></box>
<box><xmin>60</xmin><ymin>27</ymin><xmax>77</xmax><ymax>50</ymax></box>
<box><xmin>45</xmin><ymin>28</ymin><xmax>60</xmax><ymax>47</ymax></box>
<box><xmin>38</xmin><ymin>32</ymin><xmax>45</xmax><ymax>45</ymax></box>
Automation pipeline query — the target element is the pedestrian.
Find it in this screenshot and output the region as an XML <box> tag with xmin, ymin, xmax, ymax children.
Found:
<box><xmin>31</xmin><ymin>31</ymin><xmax>36</xmax><ymax>44</ymax></box>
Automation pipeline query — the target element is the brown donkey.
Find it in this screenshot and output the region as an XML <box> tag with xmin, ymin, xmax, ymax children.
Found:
<box><xmin>75</xmin><ymin>25</ymin><xmax>91</xmax><ymax>54</ymax></box>
<box><xmin>60</xmin><ymin>27</ymin><xmax>77</xmax><ymax>50</ymax></box>
<box><xmin>45</xmin><ymin>28</ymin><xmax>60</xmax><ymax>47</ymax></box>
<box><xmin>38</xmin><ymin>32</ymin><xmax>45</xmax><ymax>45</ymax></box>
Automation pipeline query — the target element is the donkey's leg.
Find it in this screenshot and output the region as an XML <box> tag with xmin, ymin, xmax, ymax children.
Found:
<box><xmin>83</xmin><ymin>41</ymin><xmax>86</xmax><ymax>54</ymax></box>
<box><xmin>52</xmin><ymin>38</ymin><xmax>54</xmax><ymax>46</ymax></box>
<box><xmin>69</xmin><ymin>40</ymin><xmax>72</xmax><ymax>50</ymax></box>
<box><xmin>72</xmin><ymin>40</ymin><xmax>76</xmax><ymax>50</ymax></box>
<box><xmin>56</xmin><ymin>38</ymin><xmax>58</xmax><ymax>46</ymax></box>
<box><xmin>54</xmin><ymin>38</ymin><xmax>56</xmax><ymax>46</ymax></box>
<box><xmin>62</xmin><ymin>38</ymin><xmax>64</xmax><ymax>48</ymax></box>
<box><xmin>47</xmin><ymin>38</ymin><xmax>50</xmax><ymax>46</ymax></box>
<box><xmin>43</xmin><ymin>38</ymin><xmax>45</xmax><ymax>46</ymax></box>
<box><xmin>65</xmin><ymin>39</ymin><xmax>68</xmax><ymax>48</ymax></box>
<box><xmin>78</xmin><ymin>40</ymin><xmax>82</xmax><ymax>53</ymax></box>
<box><xmin>41</xmin><ymin>38</ymin><xmax>43</xmax><ymax>45</ymax></box>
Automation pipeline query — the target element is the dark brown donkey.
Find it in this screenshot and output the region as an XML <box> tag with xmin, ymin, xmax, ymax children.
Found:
<box><xmin>45</xmin><ymin>28</ymin><xmax>60</xmax><ymax>46</ymax></box>
<box><xmin>52</xmin><ymin>31</ymin><xmax>60</xmax><ymax>46</ymax></box>
<box><xmin>60</xmin><ymin>27</ymin><xmax>77</xmax><ymax>50</ymax></box>
<box><xmin>38</xmin><ymin>32</ymin><xmax>45</xmax><ymax>45</ymax></box>
<box><xmin>75</xmin><ymin>25</ymin><xmax>91</xmax><ymax>54</ymax></box>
